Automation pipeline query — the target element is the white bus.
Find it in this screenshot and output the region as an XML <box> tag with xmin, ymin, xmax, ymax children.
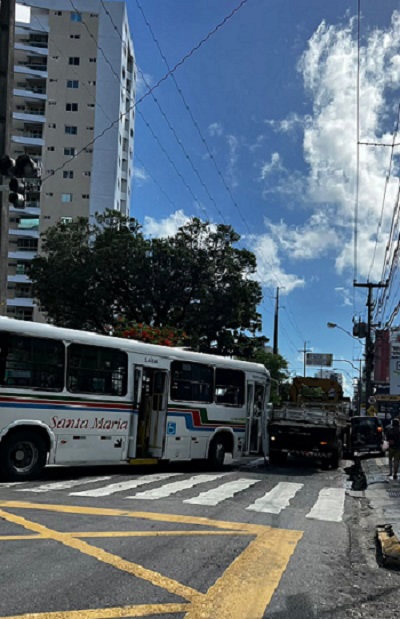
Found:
<box><xmin>0</xmin><ymin>318</ymin><xmax>271</xmax><ymax>481</ymax></box>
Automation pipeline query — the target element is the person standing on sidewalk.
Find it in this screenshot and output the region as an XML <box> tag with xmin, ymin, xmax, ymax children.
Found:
<box><xmin>386</xmin><ymin>418</ymin><xmax>400</xmax><ymax>480</ymax></box>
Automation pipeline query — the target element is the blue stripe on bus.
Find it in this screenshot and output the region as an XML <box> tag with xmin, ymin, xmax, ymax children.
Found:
<box><xmin>167</xmin><ymin>411</ymin><xmax>244</xmax><ymax>432</ymax></box>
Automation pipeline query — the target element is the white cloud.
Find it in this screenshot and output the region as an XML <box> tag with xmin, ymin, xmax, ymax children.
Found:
<box><xmin>248</xmin><ymin>233</ymin><xmax>305</xmax><ymax>293</ymax></box>
<box><xmin>265</xmin><ymin>113</ymin><xmax>304</xmax><ymax>134</ymax></box>
<box><xmin>260</xmin><ymin>152</ymin><xmax>286</xmax><ymax>178</ymax></box>
<box><xmin>259</xmin><ymin>12</ymin><xmax>400</xmax><ymax>281</ymax></box>
<box><xmin>132</xmin><ymin>166</ymin><xmax>149</xmax><ymax>185</ymax></box>
<box><xmin>265</xmin><ymin>210</ymin><xmax>341</xmax><ymax>260</ymax></box>
<box><xmin>297</xmin><ymin>12</ymin><xmax>400</xmax><ymax>280</ymax></box>
<box><xmin>142</xmin><ymin>210</ymin><xmax>190</xmax><ymax>238</ymax></box>
<box><xmin>226</xmin><ymin>134</ymin><xmax>239</xmax><ymax>188</ymax></box>
<box><xmin>136</xmin><ymin>69</ymin><xmax>153</xmax><ymax>96</ymax></box>
<box><xmin>208</xmin><ymin>122</ymin><xmax>223</xmax><ymax>137</ymax></box>
<box><xmin>335</xmin><ymin>287</ymin><xmax>353</xmax><ymax>307</ymax></box>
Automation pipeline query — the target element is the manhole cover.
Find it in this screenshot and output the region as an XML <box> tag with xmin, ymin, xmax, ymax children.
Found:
<box><xmin>387</xmin><ymin>490</ymin><xmax>400</xmax><ymax>498</ymax></box>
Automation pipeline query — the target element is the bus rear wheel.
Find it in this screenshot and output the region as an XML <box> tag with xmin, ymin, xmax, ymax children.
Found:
<box><xmin>0</xmin><ymin>431</ymin><xmax>47</xmax><ymax>481</ymax></box>
<box><xmin>208</xmin><ymin>439</ymin><xmax>225</xmax><ymax>470</ymax></box>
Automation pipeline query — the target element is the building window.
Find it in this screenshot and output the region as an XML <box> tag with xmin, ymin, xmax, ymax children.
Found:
<box><xmin>47</xmin><ymin>169</ymin><xmax>54</xmax><ymax>175</ymax></box>
<box><xmin>89</xmin><ymin>13</ymin><xmax>98</xmax><ymax>17</ymax></box>
<box><xmin>66</xmin><ymin>80</ymin><xmax>79</xmax><ymax>89</ymax></box>
<box><xmin>60</xmin><ymin>217</ymin><xmax>73</xmax><ymax>224</ymax></box>
<box><xmin>61</xmin><ymin>193</ymin><xmax>72</xmax><ymax>203</ymax></box>
<box><xmin>51</xmin><ymin>56</ymin><xmax>59</xmax><ymax>60</ymax></box>
<box><xmin>44</xmin><ymin>216</ymin><xmax>51</xmax><ymax>220</ymax></box>
<box><xmin>71</xmin><ymin>12</ymin><xmax>82</xmax><ymax>22</ymax></box>
<box><xmin>82</xmin><ymin>194</ymin><xmax>89</xmax><ymax>199</ymax></box>
<box><xmin>45</xmin><ymin>192</ymin><xmax>53</xmax><ymax>197</ymax></box>
<box><xmin>70</xmin><ymin>34</ymin><xmax>80</xmax><ymax>39</ymax></box>
<box><xmin>64</xmin><ymin>147</ymin><xmax>75</xmax><ymax>156</ymax></box>
<box><xmin>88</xmin><ymin>80</ymin><xmax>96</xmax><ymax>86</ymax></box>
<box><xmin>55</xmin><ymin>11</ymin><xmax>62</xmax><ymax>15</ymax></box>
<box><xmin>66</xmin><ymin>103</ymin><xmax>78</xmax><ymax>112</ymax></box>
<box><xmin>16</xmin><ymin>264</ymin><xmax>26</xmax><ymax>275</ymax></box>
<box><xmin>63</xmin><ymin>171</ymin><xmax>74</xmax><ymax>179</ymax></box>
<box><xmin>49</xmin><ymin>78</ymin><xmax>58</xmax><ymax>83</ymax></box>
<box><xmin>86</xmin><ymin>126</ymin><xmax>94</xmax><ymax>131</ymax></box>
<box><xmin>83</xmin><ymin>171</ymin><xmax>91</xmax><ymax>177</ymax></box>
<box><xmin>48</xmin><ymin>101</ymin><xmax>57</xmax><ymax>106</ymax></box>
<box><xmin>48</xmin><ymin>123</ymin><xmax>56</xmax><ymax>128</ymax></box>
<box><xmin>89</xmin><ymin>58</ymin><xmax>96</xmax><ymax>63</ymax></box>
<box><xmin>170</xmin><ymin>361</ymin><xmax>213</xmax><ymax>403</ymax></box>
<box><xmin>65</xmin><ymin>126</ymin><xmax>77</xmax><ymax>135</ymax></box>
<box><xmin>84</xmin><ymin>148</ymin><xmax>93</xmax><ymax>153</ymax></box>
<box><xmin>17</xmin><ymin>238</ymin><xmax>38</xmax><ymax>251</ymax></box>
<box><xmin>87</xmin><ymin>103</ymin><xmax>95</xmax><ymax>108</ymax></box>
<box><xmin>67</xmin><ymin>344</ymin><xmax>127</xmax><ymax>396</ymax></box>
<box><xmin>68</xmin><ymin>57</ymin><xmax>80</xmax><ymax>66</ymax></box>
<box><xmin>47</xmin><ymin>146</ymin><xmax>55</xmax><ymax>151</ymax></box>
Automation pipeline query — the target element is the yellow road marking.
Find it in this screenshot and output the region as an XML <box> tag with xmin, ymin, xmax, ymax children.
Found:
<box><xmin>0</xmin><ymin>509</ymin><xmax>202</xmax><ymax>603</ymax></box>
<box><xmin>184</xmin><ymin>528</ymin><xmax>303</xmax><ymax>619</ymax></box>
<box><xmin>0</xmin><ymin>530</ymin><xmax>249</xmax><ymax>541</ymax></box>
<box><xmin>0</xmin><ymin>500</ymin><xmax>266</xmax><ymax>534</ymax></box>
<box><xmin>0</xmin><ymin>603</ymin><xmax>189</xmax><ymax>619</ymax></box>
<box><xmin>0</xmin><ymin>501</ymin><xmax>303</xmax><ymax>619</ymax></box>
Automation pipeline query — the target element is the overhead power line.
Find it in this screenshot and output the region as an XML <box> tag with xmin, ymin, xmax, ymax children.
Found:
<box><xmin>36</xmin><ymin>0</ymin><xmax>250</xmax><ymax>184</ymax></box>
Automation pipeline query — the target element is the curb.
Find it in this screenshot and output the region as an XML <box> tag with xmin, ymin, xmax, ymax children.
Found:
<box><xmin>376</xmin><ymin>524</ymin><xmax>400</xmax><ymax>566</ymax></box>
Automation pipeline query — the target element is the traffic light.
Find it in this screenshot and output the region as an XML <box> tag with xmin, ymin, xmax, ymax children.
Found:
<box><xmin>9</xmin><ymin>178</ymin><xmax>26</xmax><ymax>209</ymax></box>
<box><xmin>14</xmin><ymin>154</ymin><xmax>40</xmax><ymax>179</ymax></box>
<box><xmin>0</xmin><ymin>155</ymin><xmax>16</xmax><ymax>177</ymax></box>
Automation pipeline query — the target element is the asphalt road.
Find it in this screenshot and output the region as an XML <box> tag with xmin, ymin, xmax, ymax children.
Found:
<box><xmin>1</xmin><ymin>457</ymin><xmax>400</xmax><ymax>619</ymax></box>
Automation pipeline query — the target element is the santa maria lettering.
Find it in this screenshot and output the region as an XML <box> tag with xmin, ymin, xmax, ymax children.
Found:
<box><xmin>50</xmin><ymin>416</ymin><xmax>128</xmax><ymax>431</ymax></box>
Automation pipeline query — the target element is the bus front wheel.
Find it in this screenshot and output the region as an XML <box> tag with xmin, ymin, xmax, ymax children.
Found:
<box><xmin>0</xmin><ymin>431</ymin><xmax>47</xmax><ymax>481</ymax></box>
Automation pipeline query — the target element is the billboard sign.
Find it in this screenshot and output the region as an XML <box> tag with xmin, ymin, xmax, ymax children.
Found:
<box><xmin>306</xmin><ymin>353</ymin><xmax>333</xmax><ymax>367</ymax></box>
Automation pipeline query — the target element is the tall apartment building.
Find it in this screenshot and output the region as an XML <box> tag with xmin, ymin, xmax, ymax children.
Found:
<box><xmin>8</xmin><ymin>0</ymin><xmax>135</xmax><ymax>321</ymax></box>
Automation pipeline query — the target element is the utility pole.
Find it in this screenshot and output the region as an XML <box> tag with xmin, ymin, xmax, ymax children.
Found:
<box><xmin>273</xmin><ymin>286</ymin><xmax>280</xmax><ymax>355</ymax></box>
<box><xmin>0</xmin><ymin>0</ymin><xmax>15</xmax><ymax>315</ymax></box>
<box><xmin>354</xmin><ymin>281</ymin><xmax>386</xmax><ymax>410</ymax></box>
<box><xmin>298</xmin><ymin>341</ymin><xmax>312</xmax><ymax>377</ymax></box>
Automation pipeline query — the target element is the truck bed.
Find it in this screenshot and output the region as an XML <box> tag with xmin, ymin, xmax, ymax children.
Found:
<box><xmin>272</xmin><ymin>404</ymin><xmax>349</xmax><ymax>428</ymax></box>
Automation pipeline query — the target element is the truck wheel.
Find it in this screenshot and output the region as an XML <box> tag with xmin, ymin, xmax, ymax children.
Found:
<box><xmin>0</xmin><ymin>431</ymin><xmax>47</xmax><ymax>481</ymax></box>
<box><xmin>269</xmin><ymin>450</ymin><xmax>288</xmax><ymax>466</ymax></box>
<box><xmin>329</xmin><ymin>441</ymin><xmax>343</xmax><ymax>470</ymax></box>
<box><xmin>208</xmin><ymin>439</ymin><xmax>225</xmax><ymax>470</ymax></box>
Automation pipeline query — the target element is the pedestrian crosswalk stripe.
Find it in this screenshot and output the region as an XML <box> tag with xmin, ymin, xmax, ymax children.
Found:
<box><xmin>246</xmin><ymin>482</ymin><xmax>303</xmax><ymax>514</ymax></box>
<box><xmin>128</xmin><ymin>474</ymin><xmax>226</xmax><ymax>500</ymax></box>
<box><xmin>306</xmin><ymin>488</ymin><xmax>345</xmax><ymax>522</ymax></box>
<box><xmin>70</xmin><ymin>473</ymin><xmax>182</xmax><ymax>497</ymax></box>
<box><xmin>16</xmin><ymin>476</ymin><xmax>112</xmax><ymax>493</ymax></box>
<box><xmin>184</xmin><ymin>478</ymin><xmax>260</xmax><ymax>506</ymax></box>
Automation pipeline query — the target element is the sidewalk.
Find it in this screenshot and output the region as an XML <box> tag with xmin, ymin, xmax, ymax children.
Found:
<box><xmin>347</xmin><ymin>455</ymin><xmax>400</xmax><ymax>541</ymax></box>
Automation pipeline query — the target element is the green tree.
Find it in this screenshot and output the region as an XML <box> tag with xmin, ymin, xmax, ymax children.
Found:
<box><xmin>29</xmin><ymin>214</ymin><xmax>265</xmax><ymax>352</ymax></box>
<box><xmin>252</xmin><ymin>350</ymin><xmax>290</xmax><ymax>404</ymax></box>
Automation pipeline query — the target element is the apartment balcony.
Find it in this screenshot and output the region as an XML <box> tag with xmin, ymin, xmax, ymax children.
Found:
<box><xmin>7</xmin><ymin>274</ymin><xmax>31</xmax><ymax>284</ymax></box>
<box><xmin>7</xmin><ymin>298</ymin><xmax>35</xmax><ymax>308</ymax></box>
<box><xmin>13</xmin><ymin>111</ymin><xmax>45</xmax><ymax>123</ymax></box>
<box><xmin>14</xmin><ymin>65</ymin><xmax>48</xmax><ymax>79</ymax></box>
<box><xmin>15</xmin><ymin>42</ymin><xmax>48</xmax><ymax>56</ymax></box>
<box><xmin>12</xmin><ymin>135</ymin><xmax>44</xmax><ymax>147</ymax></box>
<box><xmin>14</xmin><ymin>87</ymin><xmax>47</xmax><ymax>101</ymax></box>
<box><xmin>10</xmin><ymin>204</ymin><xmax>40</xmax><ymax>217</ymax></box>
<box><xmin>8</xmin><ymin>251</ymin><xmax>37</xmax><ymax>261</ymax></box>
<box><xmin>9</xmin><ymin>228</ymin><xmax>39</xmax><ymax>238</ymax></box>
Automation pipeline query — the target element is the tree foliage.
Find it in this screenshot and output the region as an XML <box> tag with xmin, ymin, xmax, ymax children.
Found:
<box><xmin>251</xmin><ymin>349</ymin><xmax>290</xmax><ymax>404</ymax></box>
<box><xmin>29</xmin><ymin>212</ymin><xmax>266</xmax><ymax>355</ymax></box>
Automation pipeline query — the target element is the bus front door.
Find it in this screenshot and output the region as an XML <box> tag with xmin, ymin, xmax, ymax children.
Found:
<box><xmin>135</xmin><ymin>367</ymin><xmax>169</xmax><ymax>458</ymax></box>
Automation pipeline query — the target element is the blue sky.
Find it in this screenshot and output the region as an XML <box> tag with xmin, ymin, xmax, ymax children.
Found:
<box><xmin>118</xmin><ymin>0</ymin><xmax>400</xmax><ymax>393</ymax></box>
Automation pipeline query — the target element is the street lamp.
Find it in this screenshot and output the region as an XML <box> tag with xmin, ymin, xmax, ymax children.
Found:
<box><xmin>327</xmin><ymin>322</ymin><xmax>360</xmax><ymax>342</ymax></box>
<box><xmin>327</xmin><ymin>323</ymin><xmax>364</xmax><ymax>414</ymax></box>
